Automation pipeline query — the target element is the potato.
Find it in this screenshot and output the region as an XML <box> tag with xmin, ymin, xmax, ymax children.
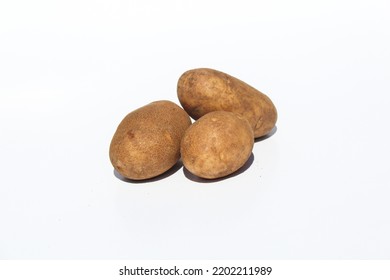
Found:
<box><xmin>177</xmin><ymin>68</ymin><xmax>277</xmax><ymax>138</ymax></box>
<box><xmin>109</xmin><ymin>100</ymin><xmax>191</xmax><ymax>180</ymax></box>
<box><xmin>181</xmin><ymin>111</ymin><xmax>254</xmax><ymax>179</ymax></box>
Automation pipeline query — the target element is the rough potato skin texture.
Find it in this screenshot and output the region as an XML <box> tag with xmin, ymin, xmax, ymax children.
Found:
<box><xmin>181</xmin><ymin>111</ymin><xmax>254</xmax><ymax>179</ymax></box>
<box><xmin>109</xmin><ymin>100</ymin><xmax>191</xmax><ymax>180</ymax></box>
<box><xmin>177</xmin><ymin>68</ymin><xmax>277</xmax><ymax>138</ymax></box>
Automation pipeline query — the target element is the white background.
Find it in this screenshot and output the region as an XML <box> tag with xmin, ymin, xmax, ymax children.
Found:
<box><xmin>1</xmin><ymin>0</ymin><xmax>389</xmax><ymax>259</ymax></box>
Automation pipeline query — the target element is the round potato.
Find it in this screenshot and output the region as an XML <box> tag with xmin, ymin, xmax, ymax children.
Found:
<box><xmin>177</xmin><ymin>68</ymin><xmax>277</xmax><ymax>138</ymax></box>
<box><xmin>181</xmin><ymin>111</ymin><xmax>254</xmax><ymax>179</ymax></box>
<box><xmin>109</xmin><ymin>100</ymin><xmax>191</xmax><ymax>180</ymax></box>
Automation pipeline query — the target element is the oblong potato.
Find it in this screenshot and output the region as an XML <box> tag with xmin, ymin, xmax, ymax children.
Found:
<box><xmin>181</xmin><ymin>111</ymin><xmax>254</xmax><ymax>179</ymax></box>
<box><xmin>109</xmin><ymin>100</ymin><xmax>191</xmax><ymax>180</ymax></box>
<box><xmin>177</xmin><ymin>68</ymin><xmax>277</xmax><ymax>138</ymax></box>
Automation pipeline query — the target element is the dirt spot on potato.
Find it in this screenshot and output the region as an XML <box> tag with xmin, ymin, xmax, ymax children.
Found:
<box><xmin>127</xmin><ymin>130</ymin><xmax>135</xmax><ymax>139</ymax></box>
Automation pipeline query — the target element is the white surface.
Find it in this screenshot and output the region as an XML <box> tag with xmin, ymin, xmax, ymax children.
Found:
<box><xmin>1</xmin><ymin>0</ymin><xmax>390</xmax><ymax>259</ymax></box>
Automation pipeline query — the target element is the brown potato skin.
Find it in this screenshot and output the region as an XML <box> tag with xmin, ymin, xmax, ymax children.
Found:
<box><xmin>109</xmin><ymin>100</ymin><xmax>191</xmax><ymax>180</ymax></box>
<box><xmin>177</xmin><ymin>68</ymin><xmax>277</xmax><ymax>138</ymax></box>
<box><xmin>181</xmin><ymin>111</ymin><xmax>254</xmax><ymax>179</ymax></box>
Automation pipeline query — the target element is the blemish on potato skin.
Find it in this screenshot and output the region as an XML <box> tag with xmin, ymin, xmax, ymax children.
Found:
<box><xmin>115</xmin><ymin>160</ymin><xmax>125</xmax><ymax>172</ymax></box>
<box><xmin>164</xmin><ymin>132</ymin><xmax>173</xmax><ymax>143</ymax></box>
<box><xmin>127</xmin><ymin>130</ymin><xmax>135</xmax><ymax>139</ymax></box>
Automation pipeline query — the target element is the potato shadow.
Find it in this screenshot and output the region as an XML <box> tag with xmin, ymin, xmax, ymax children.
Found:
<box><xmin>255</xmin><ymin>126</ymin><xmax>277</xmax><ymax>143</ymax></box>
<box><xmin>113</xmin><ymin>160</ymin><xmax>183</xmax><ymax>184</ymax></box>
<box><xmin>183</xmin><ymin>153</ymin><xmax>254</xmax><ymax>183</ymax></box>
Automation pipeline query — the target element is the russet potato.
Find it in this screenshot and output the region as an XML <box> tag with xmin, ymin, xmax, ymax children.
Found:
<box><xmin>109</xmin><ymin>100</ymin><xmax>191</xmax><ymax>180</ymax></box>
<box><xmin>177</xmin><ymin>68</ymin><xmax>277</xmax><ymax>138</ymax></box>
<box><xmin>180</xmin><ymin>111</ymin><xmax>254</xmax><ymax>179</ymax></box>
